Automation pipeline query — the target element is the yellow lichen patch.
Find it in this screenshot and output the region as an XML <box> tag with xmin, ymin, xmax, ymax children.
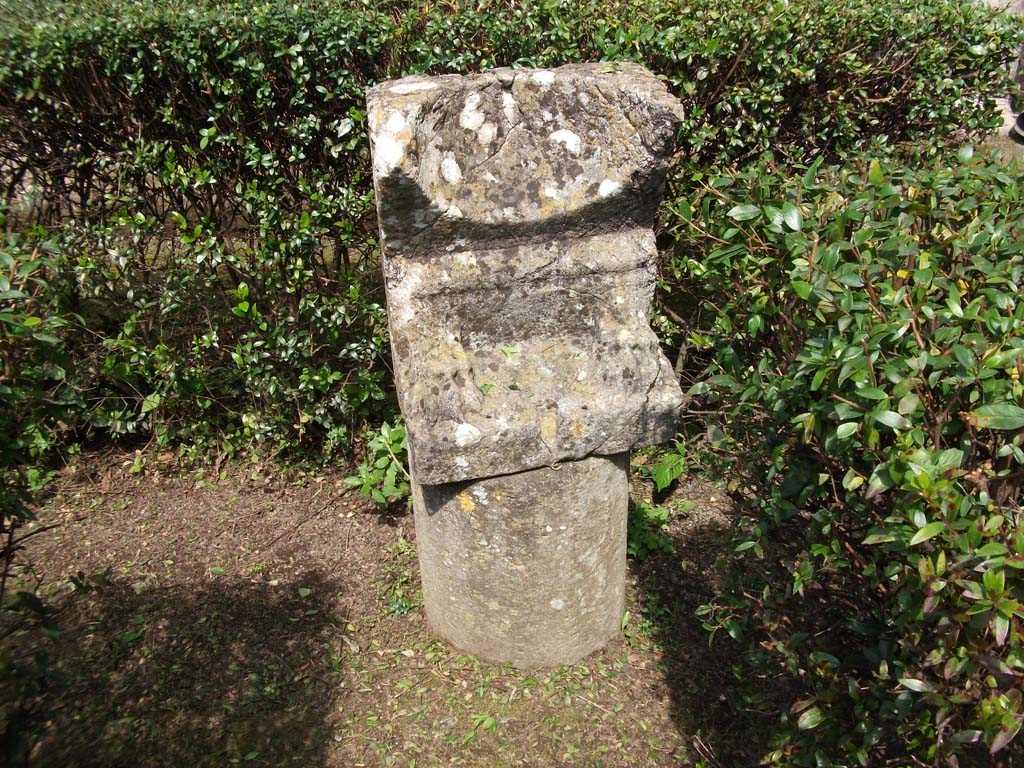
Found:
<box><xmin>457</xmin><ymin>491</ymin><xmax>476</xmax><ymax>512</ymax></box>
<box><xmin>540</xmin><ymin>413</ymin><xmax>558</xmax><ymax>440</ymax></box>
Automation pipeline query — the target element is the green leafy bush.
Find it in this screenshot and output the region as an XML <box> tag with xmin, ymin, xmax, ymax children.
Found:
<box><xmin>672</xmin><ymin>149</ymin><xmax>1024</xmax><ymax>763</ymax></box>
<box><xmin>0</xmin><ymin>0</ymin><xmax>1015</xmax><ymax>460</ymax></box>
<box><xmin>0</xmin><ymin>212</ymin><xmax>77</xmax><ymax>760</ymax></box>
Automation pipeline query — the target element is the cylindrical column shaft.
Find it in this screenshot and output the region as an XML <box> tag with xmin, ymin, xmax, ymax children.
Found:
<box><xmin>412</xmin><ymin>454</ymin><xmax>628</xmax><ymax>667</ymax></box>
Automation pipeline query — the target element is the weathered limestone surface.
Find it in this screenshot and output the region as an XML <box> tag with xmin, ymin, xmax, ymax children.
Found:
<box><xmin>368</xmin><ymin>63</ymin><xmax>685</xmax><ymax>486</ymax></box>
<box><xmin>368</xmin><ymin>63</ymin><xmax>684</xmax><ymax>666</ymax></box>
<box><xmin>413</xmin><ymin>454</ymin><xmax>628</xmax><ymax>667</ymax></box>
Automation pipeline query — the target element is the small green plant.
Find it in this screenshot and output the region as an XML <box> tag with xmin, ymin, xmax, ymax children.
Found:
<box><xmin>627</xmin><ymin>501</ymin><xmax>674</xmax><ymax>560</ymax></box>
<box><xmin>345</xmin><ymin>421</ymin><xmax>410</xmax><ymax>508</ymax></box>
<box><xmin>377</xmin><ymin>535</ymin><xmax>419</xmax><ymax>617</ymax></box>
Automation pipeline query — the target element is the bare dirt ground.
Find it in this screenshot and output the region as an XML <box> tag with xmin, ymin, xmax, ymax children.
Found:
<box><xmin>5</xmin><ymin>449</ymin><xmax>781</xmax><ymax>768</ymax></box>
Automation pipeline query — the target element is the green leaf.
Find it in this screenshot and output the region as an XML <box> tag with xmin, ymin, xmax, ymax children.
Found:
<box><xmin>726</xmin><ymin>204</ymin><xmax>761</xmax><ymax>221</ymax></box>
<box><xmin>479</xmin><ymin>383</ymin><xmax>494</xmax><ymax>395</ymax></box>
<box><xmin>652</xmin><ymin>452</ymin><xmax>685</xmax><ymax>492</ymax></box>
<box><xmin>500</xmin><ymin>346</ymin><xmax>518</xmax><ymax>357</ymax></box>
<box><xmin>791</xmin><ymin>280</ymin><xmax>813</xmax><ymax>300</ymax></box>
<box><xmin>210</xmin><ymin>566</ymin><xmax>226</xmax><ymax>576</ymax></box>
<box><xmin>797</xmin><ymin>706</ymin><xmax>824</xmax><ymax>730</ymax></box>
<box><xmin>141</xmin><ymin>393</ymin><xmax>162</xmax><ymax>414</ymax></box>
<box><xmin>863</xmin><ymin>531</ymin><xmax>896</xmax><ymax>545</ymax></box>
<box><xmin>868</xmin><ymin>160</ymin><xmax>885</xmax><ymax>185</ymax></box>
<box><xmin>909</xmin><ymin>521</ymin><xmax>945</xmax><ymax>546</ymax></box>
<box><xmin>842</xmin><ymin>469</ymin><xmax>864</xmax><ymax>490</ymax></box>
<box><xmin>898</xmin><ymin>678</ymin><xmax>933</xmax><ymax>693</ymax></box>
<box><xmin>971</xmin><ymin>404</ymin><xmax>1024</xmax><ymax>431</ymax></box>
<box><xmin>836</xmin><ymin>422</ymin><xmax>858</xmax><ymax>439</ymax></box>
<box><xmin>874</xmin><ymin>410</ymin><xmax>910</xmax><ymax>430</ymax></box>
<box><xmin>22</xmin><ymin>316</ymin><xmax>42</xmax><ymax>327</ymax></box>
<box><xmin>782</xmin><ymin>202</ymin><xmax>802</xmax><ymax>231</ymax></box>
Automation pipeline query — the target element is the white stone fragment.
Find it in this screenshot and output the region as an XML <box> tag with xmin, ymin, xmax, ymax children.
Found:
<box><xmin>454</xmin><ymin>422</ymin><xmax>482</xmax><ymax>447</ymax></box>
<box><xmin>387</xmin><ymin>266</ymin><xmax>421</xmax><ymax>325</ymax></box>
<box><xmin>532</xmin><ymin>70</ymin><xmax>555</xmax><ymax>86</ymax></box>
<box><xmin>441</xmin><ymin>155</ymin><xmax>463</xmax><ymax>184</ymax></box>
<box><xmin>477</xmin><ymin>122</ymin><xmax>497</xmax><ymax>145</ymax></box>
<box><xmin>598</xmin><ymin>179</ymin><xmax>622</xmax><ymax>197</ymax></box>
<box><xmin>502</xmin><ymin>92</ymin><xmax>519</xmax><ymax>124</ymax></box>
<box><xmin>460</xmin><ymin>92</ymin><xmax>486</xmax><ymax>131</ymax></box>
<box><xmin>543</xmin><ymin>186</ymin><xmax>561</xmax><ymax>199</ymax></box>
<box><xmin>373</xmin><ymin>134</ymin><xmax>404</xmax><ymax>175</ymax></box>
<box><xmin>549</xmin><ymin>129</ymin><xmax>582</xmax><ymax>156</ymax></box>
<box><xmin>384</xmin><ymin>110</ymin><xmax>407</xmax><ymax>133</ymax></box>
<box><xmin>549</xmin><ymin>598</ymin><xmax>565</xmax><ymax>610</ymax></box>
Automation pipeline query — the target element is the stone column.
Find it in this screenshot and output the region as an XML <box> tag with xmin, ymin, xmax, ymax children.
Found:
<box><xmin>367</xmin><ymin>63</ymin><xmax>685</xmax><ymax>667</ymax></box>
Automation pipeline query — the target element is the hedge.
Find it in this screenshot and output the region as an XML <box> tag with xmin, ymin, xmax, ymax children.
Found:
<box><xmin>1</xmin><ymin>0</ymin><xmax>1023</xmax><ymax>763</ymax></box>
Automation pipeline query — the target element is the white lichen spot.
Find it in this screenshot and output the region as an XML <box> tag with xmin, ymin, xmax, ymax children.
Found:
<box><xmin>598</xmin><ymin>179</ymin><xmax>622</xmax><ymax>198</ymax></box>
<box><xmin>455</xmin><ymin>456</ymin><xmax>470</xmax><ymax>469</ymax></box>
<box><xmin>384</xmin><ymin>110</ymin><xmax>407</xmax><ymax>134</ymax></box>
<box><xmin>387</xmin><ymin>266</ymin><xmax>422</xmax><ymax>325</ymax></box>
<box><xmin>373</xmin><ymin>134</ymin><xmax>404</xmax><ymax>175</ymax></box>
<box><xmin>444</xmin><ymin>205</ymin><xmax>464</xmax><ymax>219</ymax></box>
<box><xmin>549</xmin><ymin>129</ymin><xmax>582</xmax><ymax>156</ymax></box>
<box><xmin>477</xmin><ymin>122</ymin><xmax>497</xmax><ymax>145</ymax></box>
<box><xmin>544</xmin><ymin>525</ymin><xmax>553</xmax><ymax>533</ymax></box>
<box><xmin>543</xmin><ymin>186</ymin><xmax>561</xmax><ymax>199</ymax></box>
<box><xmin>502</xmin><ymin>92</ymin><xmax>519</xmax><ymax>124</ymax></box>
<box><xmin>549</xmin><ymin>598</ymin><xmax>565</xmax><ymax>610</ymax></box>
<box><xmin>483</xmin><ymin>171</ymin><xmax>498</xmax><ymax>182</ymax></box>
<box><xmin>576</xmin><ymin>369</ymin><xmax>587</xmax><ymax>382</ymax></box>
<box><xmin>471</xmin><ymin>487</ymin><xmax>489</xmax><ymax>504</ymax></box>
<box><xmin>479</xmin><ymin>538</ymin><xmax>489</xmax><ymax>547</ymax></box>
<box><xmin>559</xmin><ymin>525</ymin><xmax>567</xmax><ymax>530</ymax></box>
<box><xmin>390</xmin><ymin>81</ymin><xmax>439</xmax><ymax>94</ymax></box>
<box><xmin>454</xmin><ymin>422</ymin><xmax>482</xmax><ymax>447</ymax></box>
<box><xmin>532</xmin><ymin>70</ymin><xmax>555</xmax><ymax>87</ymax></box>
<box><xmin>541</xmin><ymin>110</ymin><xmax>553</xmax><ymax>121</ymax></box>
<box><xmin>459</xmin><ymin>92</ymin><xmax>486</xmax><ymax>131</ymax></box>
<box><xmin>455</xmin><ymin>252</ymin><xmax>477</xmax><ymax>266</ymax></box>
<box><xmin>441</xmin><ymin>154</ymin><xmax>463</xmax><ymax>184</ymax></box>
<box><xmin>614</xmin><ymin>294</ymin><xmax>625</xmax><ymax>305</ymax></box>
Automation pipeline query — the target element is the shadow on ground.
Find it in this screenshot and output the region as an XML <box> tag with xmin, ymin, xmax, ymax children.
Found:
<box><xmin>21</xmin><ymin>569</ymin><xmax>346</xmax><ymax>768</ymax></box>
<box><xmin>631</xmin><ymin>478</ymin><xmax>790</xmax><ymax>766</ymax></box>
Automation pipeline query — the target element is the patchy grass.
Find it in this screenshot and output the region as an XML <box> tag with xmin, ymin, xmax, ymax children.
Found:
<box><xmin>5</xmin><ymin>451</ymin><xmax>781</xmax><ymax>767</ymax></box>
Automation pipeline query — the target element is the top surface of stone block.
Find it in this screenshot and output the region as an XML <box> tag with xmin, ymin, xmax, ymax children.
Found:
<box><xmin>367</xmin><ymin>63</ymin><xmax>684</xmax><ymax>256</ymax></box>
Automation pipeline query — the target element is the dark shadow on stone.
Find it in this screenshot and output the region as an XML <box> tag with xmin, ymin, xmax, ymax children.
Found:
<box><xmin>375</xmin><ymin>165</ymin><xmax>664</xmax><ymax>258</ymax></box>
<box><xmin>22</xmin><ymin>569</ymin><xmax>345</xmax><ymax>768</ymax></box>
